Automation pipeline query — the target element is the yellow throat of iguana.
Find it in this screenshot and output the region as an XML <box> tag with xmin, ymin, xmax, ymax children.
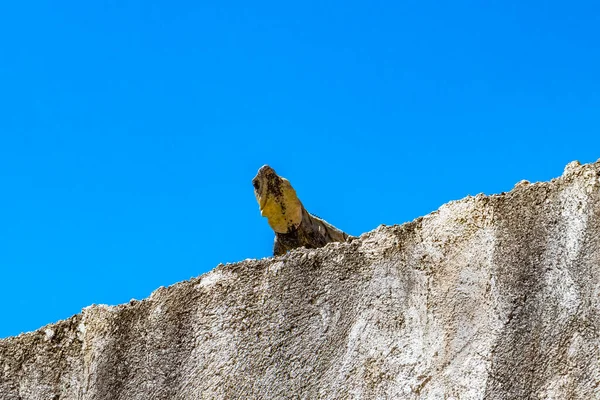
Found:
<box><xmin>252</xmin><ymin>165</ymin><xmax>303</xmax><ymax>233</ymax></box>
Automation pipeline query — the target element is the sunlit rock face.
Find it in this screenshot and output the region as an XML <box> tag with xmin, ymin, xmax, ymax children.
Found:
<box><xmin>1</xmin><ymin>161</ymin><xmax>600</xmax><ymax>400</ymax></box>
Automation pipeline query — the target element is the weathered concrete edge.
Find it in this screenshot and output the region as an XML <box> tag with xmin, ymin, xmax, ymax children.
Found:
<box><xmin>1</xmin><ymin>159</ymin><xmax>598</xmax><ymax>346</ymax></box>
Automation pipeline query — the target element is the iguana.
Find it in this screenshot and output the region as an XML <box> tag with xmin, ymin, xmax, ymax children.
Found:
<box><xmin>252</xmin><ymin>165</ymin><xmax>352</xmax><ymax>256</ymax></box>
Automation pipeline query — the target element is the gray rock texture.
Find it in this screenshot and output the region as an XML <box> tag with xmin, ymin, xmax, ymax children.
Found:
<box><xmin>1</xmin><ymin>160</ymin><xmax>600</xmax><ymax>400</ymax></box>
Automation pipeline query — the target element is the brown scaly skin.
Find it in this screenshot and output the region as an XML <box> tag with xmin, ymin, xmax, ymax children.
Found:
<box><xmin>252</xmin><ymin>165</ymin><xmax>352</xmax><ymax>256</ymax></box>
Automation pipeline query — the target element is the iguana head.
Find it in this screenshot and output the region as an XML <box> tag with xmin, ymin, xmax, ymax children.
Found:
<box><xmin>252</xmin><ymin>165</ymin><xmax>303</xmax><ymax>233</ymax></box>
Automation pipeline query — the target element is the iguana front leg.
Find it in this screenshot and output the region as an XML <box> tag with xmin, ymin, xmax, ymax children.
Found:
<box><xmin>273</xmin><ymin>236</ymin><xmax>286</xmax><ymax>256</ymax></box>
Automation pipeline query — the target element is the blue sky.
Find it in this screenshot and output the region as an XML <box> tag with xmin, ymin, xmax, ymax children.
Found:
<box><xmin>1</xmin><ymin>1</ymin><xmax>599</xmax><ymax>338</ymax></box>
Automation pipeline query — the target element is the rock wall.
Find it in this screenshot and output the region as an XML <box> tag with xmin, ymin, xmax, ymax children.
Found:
<box><xmin>1</xmin><ymin>161</ymin><xmax>599</xmax><ymax>400</ymax></box>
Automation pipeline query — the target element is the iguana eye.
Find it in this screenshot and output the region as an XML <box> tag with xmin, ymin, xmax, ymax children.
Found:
<box><xmin>252</xmin><ymin>178</ymin><xmax>260</xmax><ymax>191</ymax></box>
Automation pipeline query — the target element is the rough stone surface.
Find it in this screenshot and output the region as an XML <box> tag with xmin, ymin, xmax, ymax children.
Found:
<box><xmin>1</xmin><ymin>160</ymin><xmax>600</xmax><ymax>400</ymax></box>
